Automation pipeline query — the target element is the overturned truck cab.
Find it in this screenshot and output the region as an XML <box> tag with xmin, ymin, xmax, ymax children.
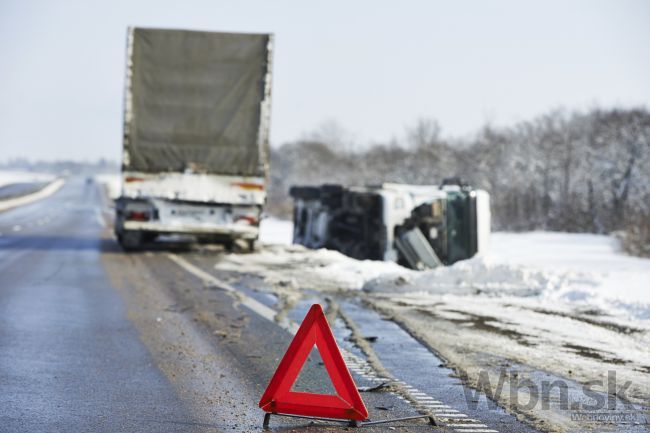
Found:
<box><xmin>289</xmin><ymin>181</ymin><xmax>490</xmax><ymax>270</ymax></box>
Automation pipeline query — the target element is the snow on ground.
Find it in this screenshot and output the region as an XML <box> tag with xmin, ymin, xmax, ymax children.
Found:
<box><xmin>0</xmin><ymin>178</ymin><xmax>66</xmax><ymax>213</ymax></box>
<box><xmin>368</xmin><ymin>233</ymin><xmax>650</xmax><ymax>323</ymax></box>
<box><xmin>0</xmin><ymin>170</ymin><xmax>64</xmax><ymax>212</ymax></box>
<box><xmin>94</xmin><ymin>173</ymin><xmax>121</xmax><ymax>199</ymax></box>
<box><xmin>0</xmin><ymin>170</ymin><xmax>54</xmax><ymax>188</ymax></box>
<box><xmin>253</xmin><ymin>220</ymin><xmax>650</xmax><ymax>323</ymax></box>
<box><xmin>225</xmin><ymin>220</ymin><xmax>650</xmax><ymax>431</ymax></box>
<box><xmin>489</xmin><ymin>232</ymin><xmax>650</xmax><ymax>318</ymax></box>
<box><xmin>259</xmin><ymin>217</ymin><xmax>293</xmax><ymax>245</ymax></box>
<box><xmin>217</xmin><ymin>243</ymin><xmax>408</xmax><ymax>292</ymax></box>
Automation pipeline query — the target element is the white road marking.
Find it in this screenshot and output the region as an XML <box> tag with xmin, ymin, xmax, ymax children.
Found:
<box><xmin>168</xmin><ymin>253</ymin><xmax>499</xmax><ymax>432</ymax></box>
<box><xmin>167</xmin><ymin>254</ymin><xmax>299</xmax><ymax>334</ymax></box>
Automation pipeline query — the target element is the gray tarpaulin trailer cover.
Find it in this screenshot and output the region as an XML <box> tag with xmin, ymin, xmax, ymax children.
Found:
<box><xmin>123</xmin><ymin>27</ymin><xmax>272</xmax><ymax>176</ymax></box>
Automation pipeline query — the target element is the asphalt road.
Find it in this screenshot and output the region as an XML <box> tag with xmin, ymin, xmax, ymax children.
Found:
<box><xmin>0</xmin><ymin>179</ymin><xmax>203</xmax><ymax>432</ymax></box>
<box><xmin>0</xmin><ymin>178</ymin><xmax>544</xmax><ymax>433</ymax></box>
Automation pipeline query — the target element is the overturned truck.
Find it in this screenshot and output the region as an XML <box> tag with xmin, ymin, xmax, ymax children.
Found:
<box><xmin>289</xmin><ymin>181</ymin><xmax>490</xmax><ymax>270</ymax></box>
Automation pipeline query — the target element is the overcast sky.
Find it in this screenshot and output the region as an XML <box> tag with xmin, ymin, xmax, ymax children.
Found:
<box><xmin>1</xmin><ymin>0</ymin><xmax>649</xmax><ymax>161</ymax></box>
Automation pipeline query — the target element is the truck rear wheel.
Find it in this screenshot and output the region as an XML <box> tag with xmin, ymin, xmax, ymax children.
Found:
<box><xmin>119</xmin><ymin>230</ymin><xmax>143</xmax><ymax>251</ymax></box>
<box><xmin>223</xmin><ymin>239</ymin><xmax>234</xmax><ymax>252</ymax></box>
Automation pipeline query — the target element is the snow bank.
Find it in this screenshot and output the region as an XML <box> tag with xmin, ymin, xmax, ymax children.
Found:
<box><xmin>244</xmin><ymin>222</ymin><xmax>650</xmax><ymax>323</ymax></box>
<box><xmin>365</xmin><ymin>232</ymin><xmax>650</xmax><ymax>323</ymax></box>
<box><xmin>0</xmin><ymin>170</ymin><xmax>54</xmax><ymax>188</ymax></box>
<box><xmin>216</xmin><ymin>244</ymin><xmax>409</xmax><ymax>291</ymax></box>
<box><xmin>364</xmin><ymin>256</ymin><xmax>577</xmax><ymax>297</ymax></box>
<box><xmin>0</xmin><ymin>178</ymin><xmax>65</xmax><ymax>212</ymax></box>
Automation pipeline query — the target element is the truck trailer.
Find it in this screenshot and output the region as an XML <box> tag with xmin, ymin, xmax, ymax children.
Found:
<box><xmin>115</xmin><ymin>28</ymin><xmax>273</xmax><ymax>250</ymax></box>
<box><xmin>290</xmin><ymin>181</ymin><xmax>490</xmax><ymax>270</ymax></box>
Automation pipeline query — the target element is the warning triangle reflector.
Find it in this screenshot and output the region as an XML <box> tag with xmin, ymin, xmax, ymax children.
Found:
<box><xmin>258</xmin><ymin>304</ymin><xmax>368</xmax><ymax>421</ymax></box>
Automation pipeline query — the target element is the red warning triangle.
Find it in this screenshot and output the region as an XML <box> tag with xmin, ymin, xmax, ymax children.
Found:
<box><xmin>258</xmin><ymin>304</ymin><xmax>368</xmax><ymax>421</ymax></box>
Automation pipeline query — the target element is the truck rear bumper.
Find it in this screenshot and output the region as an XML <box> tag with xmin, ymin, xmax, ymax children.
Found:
<box><xmin>122</xmin><ymin>221</ymin><xmax>259</xmax><ymax>239</ymax></box>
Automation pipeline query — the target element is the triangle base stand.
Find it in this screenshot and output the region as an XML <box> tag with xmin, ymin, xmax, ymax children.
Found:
<box><xmin>262</xmin><ymin>412</ymin><xmax>437</xmax><ymax>429</ymax></box>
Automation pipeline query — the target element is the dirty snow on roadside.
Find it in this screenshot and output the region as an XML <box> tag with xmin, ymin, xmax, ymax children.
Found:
<box><xmin>228</xmin><ymin>216</ymin><xmax>409</xmax><ymax>291</ymax></box>
<box><xmin>240</xmin><ymin>221</ymin><xmax>650</xmax><ymax>324</ymax></box>
<box><xmin>217</xmin><ymin>243</ymin><xmax>410</xmax><ymax>292</ymax></box>
<box><xmin>218</xmin><ymin>221</ymin><xmax>650</xmax><ymax>432</ymax></box>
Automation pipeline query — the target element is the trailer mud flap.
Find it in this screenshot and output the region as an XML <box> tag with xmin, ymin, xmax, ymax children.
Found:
<box><xmin>395</xmin><ymin>227</ymin><xmax>443</xmax><ymax>270</ymax></box>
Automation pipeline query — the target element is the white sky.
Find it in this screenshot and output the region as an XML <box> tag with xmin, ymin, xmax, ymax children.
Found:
<box><xmin>1</xmin><ymin>0</ymin><xmax>649</xmax><ymax>161</ymax></box>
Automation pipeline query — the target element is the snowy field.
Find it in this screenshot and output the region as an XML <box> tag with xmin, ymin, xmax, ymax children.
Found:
<box><xmin>0</xmin><ymin>170</ymin><xmax>54</xmax><ymax>189</ymax></box>
<box><xmin>0</xmin><ymin>170</ymin><xmax>65</xmax><ymax>212</ymax></box>
<box><xmin>228</xmin><ymin>219</ymin><xmax>650</xmax><ymax>431</ymax></box>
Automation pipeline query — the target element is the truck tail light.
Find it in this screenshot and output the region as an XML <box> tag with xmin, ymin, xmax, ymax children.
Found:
<box><xmin>126</xmin><ymin>211</ymin><xmax>150</xmax><ymax>221</ymax></box>
<box><xmin>235</xmin><ymin>215</ymin><xmax>258</xmax><ymax>225</ymax></box>
<box><xmin>231</xmin><ymin>182</ymin><xmax>265</xmax><ymax>191</ymax></box>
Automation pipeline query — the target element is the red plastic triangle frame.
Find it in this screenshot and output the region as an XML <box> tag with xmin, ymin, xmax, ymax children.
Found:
<box><xmin>258</xmin><ymin>304</ymin><xmax>368</xmax><ymax>421</ymax></box>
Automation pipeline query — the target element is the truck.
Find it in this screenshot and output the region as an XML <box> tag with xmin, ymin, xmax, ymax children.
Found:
<box><xmin>290</xmin><ymin>180</ymin><xmax>490</xmax><ymax>270</ymax></box>
<box><xmin>114</xmin><ymin>27</ymin><xmax>273</xmax><ymax>250</ymax></box>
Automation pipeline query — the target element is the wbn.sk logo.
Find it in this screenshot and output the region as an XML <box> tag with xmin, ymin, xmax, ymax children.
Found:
<box><xmin>459</xmin><ymin>369</ymin><xmax>639</xmax><ymax>413</ymax></box>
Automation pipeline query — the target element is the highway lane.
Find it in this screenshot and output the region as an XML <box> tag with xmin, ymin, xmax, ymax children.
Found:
<box><xmin>0</xmin><ymin>179</ymin><xmax>209</xmax><ymax>432</ymax></box>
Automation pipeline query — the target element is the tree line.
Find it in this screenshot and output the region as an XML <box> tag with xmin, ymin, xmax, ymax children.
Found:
<box><xmin>268</xmin><ymin>107</ymin><xmax>650</xmax><ymax>256</ymax></box>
